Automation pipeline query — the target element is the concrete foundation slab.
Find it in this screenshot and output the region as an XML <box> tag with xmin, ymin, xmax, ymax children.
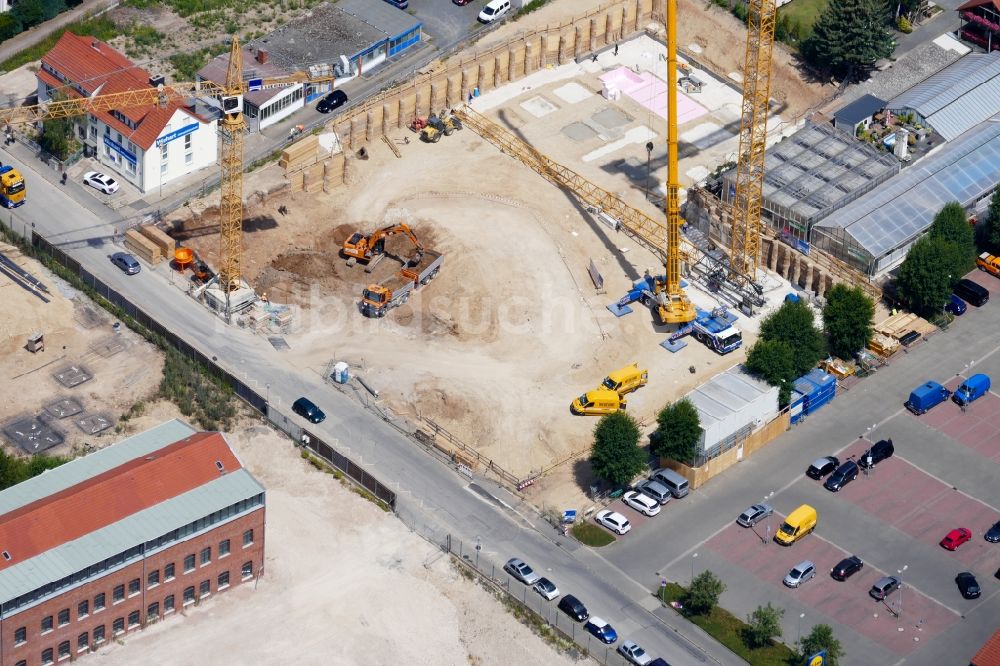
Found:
<box><xmin>562</xmin><ymin>122</ymin><xmax>598</xmax><ymax>142</ymax></box>
<box><xmin>3</xmin><ymin>416</ymin><xmax>64</xmax><ymax>453</ymax></box>
<box><xmin>74</xmin><ymin>414</ymin><xmax>113</xmax><ymax>435</ymax></box>
<box><xmin>519</xmin><ymin>95</ymin><xmax>559</xmax><ymax>118</ymax></box>
<box><xmin>552</xmin><ymin>82</ymin><xmax>592</xmax><ymax>104</ymax></box>
<box><xmin>53</xmin><ymin>364</ymin><xmax>92</xmax><ymax>388</ymax></box>
<box><xmin>44</xmin><ymin>398</ymin><xmax>84</xmax><ymax>419</ymax></box>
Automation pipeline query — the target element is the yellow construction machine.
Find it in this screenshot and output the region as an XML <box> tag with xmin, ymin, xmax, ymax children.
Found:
<box><xmin>342</xmin><ymin>223</ymin><xmax>424</xmax><ymax>263</ymax></box>
<box><xmin>420</xmin><ymin>110</ymin><xmax>463</xmax><ymax>143</ymax></box>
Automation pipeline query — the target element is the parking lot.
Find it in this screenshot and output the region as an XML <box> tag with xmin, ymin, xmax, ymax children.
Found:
<box><xmin>606</xmin><ymin>267</ymin><xmax>1000</xmax><ymax>665</ymax></box>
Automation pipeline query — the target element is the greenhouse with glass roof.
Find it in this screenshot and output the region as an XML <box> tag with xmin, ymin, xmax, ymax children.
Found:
<box><xmin>812</xmin><ymin>118</ymin><xmax>1000</xmax><ymax>276</ymax></box>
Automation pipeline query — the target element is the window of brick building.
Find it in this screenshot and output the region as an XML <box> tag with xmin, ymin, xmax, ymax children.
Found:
<box><xmin>112</xmin><ymin>618</ymin><xmax>124</xmax><ymax>635</ymax></box>
<box><xmin>148</xmin><ymin>570</ymin><xmax>160</xmax><ymax>588</ymax></box>
<box><xmin>113</xmin><ymin>584</ymin><xmax>124</xmax><ymax>603</ymax></box>
<box><xmin>41</xmin><ymin>615</ymin><xmax>53</xmax><ymax>633</ymax></box>
<box><xmin>241</xmin><ymin>561</ymin><xmax>253</xmax><ymax>580</ymax></box>
<box><xmin>200</xmin><ymin>546</ymin><xmax>211</xmax><ymax>566</ymax></box>
<box><xmin>128</xmin><ymin>578</ymin><xmax>140</xmax><ymax>596</ymax></box>
<box><xmin>147</xmin><ymin>602</ymin><xmax>159</xmax><ymax>619</ymax></box>
<box><xmin>14</xmin><ymin>626</ymin><xmax>26</xmax><ymax>645</ymax></box>
<box><xmin>218</xmin><ymin>571</ymin><xmax>230</xmax><ymax>589</ymax></box>
<box><xmin>94</xmin><ymin>593</ymin><xmax>106</xmax><ymax>612</ymax></box>
<box><xmin>164</xmin><ymin>563</ymin><xmax>175</xmax><ymax>581</ymax></box>
<box><xmin>219</xmin><ymin>538</ymin><xmax>230</xmax><ymax>557</ymax></box>
<box><xmin>199</xmin><ymin>580</ymin><xmax>210</xmax><ymax>598</ymax></box>
<box><xmin>164</xmin><ymin>595</ymin><xmax>175</xmax><ymax>613</ymax></box>
<box><xmin>184</xmin><ymin>554</ymin><xmax>195</xmax><ymax>572</ymax></box>
<box><xmin>183</xmin><ymin>586</ymin><xmax>195</xmax><ymax>605</ymax></box>
<box><xmin>127</xmin><ymin>611</ymin><xmax>140</xmax><ymax>628</ymax></box>
<box><xmin>57</xmin><ymin>608</ymin><xmax>69</xmax><ymax>626</ymax></box>
<box><xmin>243</xmin><ymin>529</ymin><xmax>254</xmax><ymax>547</ymax></box>
<box><xmin>78</xmin><ymin>599</ymin><xmax>89</xmax><ymax>618</ymax></box>
<box><xmin>93</xmin><ymin>625</ymin><xmax>105</xmax><ymax>644</ymax></box>
<box><xmin>41</xmin><ymin>648</ymin><xmax>53</xmax><ymax>665</ymax></box>
<box><xmin>77</xmin><ymin>632</ymin><xmax>88</xmax><ymax>651</ymax></box>
<box><xmin>58</xmin><ymin>640</ymin><xmax>70</xmax><ymax>658</ymax></box>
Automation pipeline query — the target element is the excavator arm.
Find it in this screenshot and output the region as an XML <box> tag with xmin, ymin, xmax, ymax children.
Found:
<box><xmin>343</xmin><ymin>223</ymin><xmax>424</xmax><ymax>262</ymax></box>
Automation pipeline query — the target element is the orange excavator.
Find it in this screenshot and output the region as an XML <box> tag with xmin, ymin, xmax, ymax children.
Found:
<box><xmin>342</xmin><ymin>223</ymin><xmax>424</xmax><ymax>263</ymax></box>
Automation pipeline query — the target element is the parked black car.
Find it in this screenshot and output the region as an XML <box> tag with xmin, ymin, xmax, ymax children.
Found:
<box><xmin>317</xmin><ymin>90</ymin><xmax>348</xmax><ymax>114</ymax></box>
<box><xmin>831</xmin><ymin>556</ymin><xmax>864</xmax><ymax>581</ymax></box>
<box><xmin>806</xmin><ymin>456</ymin><xmax>839</xmax><ymax>480</ymax></box>
<box><xmin>956</xmin><ymin>572</ymin><xmax>981</xmax><ymax>599</ymax></box>
<box><xmin>858</xmin><ymin>439</ymin><xmax>894</xmax><ymax>469</ymax></box>
<box><xmin>985</xmin><ymin>520</ymin><xmax>1000</xmax><ymax>543</ymax></box>
<box><xmin>824</xmin><ymin>460</ymin><xmax>859</xmax><ymax>492</ymax></box>
<box><xmin>292</xmin><ymin>396</ymin><xmax>326</xmax><ymax>423</ymax></box>
<box><xmin>557</xmin><ymin>594</ymin><xmax>589</xmax><ymax>622</ymax></box>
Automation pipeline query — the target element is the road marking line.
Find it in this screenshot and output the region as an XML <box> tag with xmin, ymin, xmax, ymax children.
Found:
<box><xmin>893</xmin><ymin>455</ymin><xmax>1000</xmax><ymax>515</ymax></box>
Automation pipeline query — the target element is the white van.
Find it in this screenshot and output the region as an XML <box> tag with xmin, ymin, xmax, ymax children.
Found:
<box><xmin>478</xmin><ymin>0</ymin><xmax>511</xmax><ymax>23</ymax></box>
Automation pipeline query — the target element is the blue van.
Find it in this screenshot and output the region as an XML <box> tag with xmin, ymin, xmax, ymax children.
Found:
<box><xmin>945</xmin><ymin>294</ymin><xmax>967</xmax><ymax>316</ymax></box>
<box><xmin>905</xmin><ymin>381</ymin><xmax>950</xmax><ymax>414</ymax></box>
<box><xmin>952</xmin><ymin>373</ymin><xmax>991</xmax><ymax>406</ymax></box>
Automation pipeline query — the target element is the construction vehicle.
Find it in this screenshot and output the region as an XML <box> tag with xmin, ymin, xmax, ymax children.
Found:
<box><xmin>977</xmin><ymin>251</ymin><xmax>1000</xmax><ymax>278</ymax></box>
<box><xmin>420</xmin><ymin>110</ymin><xmax>463</xmax><ymax>143</ymax></box>
<box><xmin>360</xmin><ymin>250</ymin><xmax>444</xmax><ymax>317</ymax></box>
<box><xmin>601</xmin><ymin>363</ymin><xmax>648</xmax><ymax>395</ymax></box>
<box><xmin>0</xmin><ymin>165</ymin><xmax>26</xmax><ymax>208</ymax></box>
<box><xmin>667</xmin><ymin>307</ymin><xmax>743</xmax><ymax>355</ymax></box>
<box><xmin>342</xmin><ymin>223</ymin><xmax>424</xmax><ymax>263</ymax></box>
<box><xmin>0</xmin><ymin>36</ymin><xmax>335</xmax><ymax>315</ymax></box>
<box><xmin>571</xmin><ymin>388</ymin><xmax>626</xmax><ymax>416</ymax></box>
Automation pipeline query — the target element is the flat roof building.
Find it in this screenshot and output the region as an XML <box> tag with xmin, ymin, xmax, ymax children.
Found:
<box><xmin>0</xmin><ymin>420</ymin><xmax>265</xmax><ymax>666</ymax></box>
<box><xmin>685</xmin><ymin>366</ymin><xmax>779</xmax><ymax>464</ymax></box>
<box><xmin>833</xmin><ymin>94</ymin><xmax>887</xmax><ymax>135</ymax></box>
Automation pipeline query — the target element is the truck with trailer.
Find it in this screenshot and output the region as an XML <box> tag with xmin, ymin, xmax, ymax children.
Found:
<box><xmin>668</xmin><ymin>307</ymin><xmax>743</xmax><ymax>355</ymax></box>
<box><xmin>0</xmin><ymin>165</ymin><xmax>26</xmax><ymax>208</ymax></box>
<box><xmin>360</xmin><ymin>250</ymin><xmax>444</xmax><ymax>318</ymax></box>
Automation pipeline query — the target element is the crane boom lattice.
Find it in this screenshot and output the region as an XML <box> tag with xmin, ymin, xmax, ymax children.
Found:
<box><xmin>729</xmin><ymin>0</ymin><xmax>777</xmax><ymax>281</ymax></box>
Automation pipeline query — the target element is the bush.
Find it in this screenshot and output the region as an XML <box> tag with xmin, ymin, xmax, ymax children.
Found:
<box><xmin>590</xmin><ymin>411</ymin><xmax>645</xmax><ymax>487</ymax></box>
<box><xmin>896</xmin><ymin>16</ymin><xmax>912</xmax><ymax>32</ymax></box>
<box><xmin>744</xmin><ymin>602</ymin><xmax>784</xmax><ymax>648</ymax></box>
<box><xmin>685</xmin><ymin>570</ymin><xmax>725</xmax><ymax>615</ymax></box>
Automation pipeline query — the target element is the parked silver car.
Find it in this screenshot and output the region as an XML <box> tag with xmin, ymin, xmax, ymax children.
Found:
<box><xmin>737</xmin><ymin>503</ymin><xmax>773</xmax><ymax>528</ymax></box>
<box><xmin>504</xmin><ymin>558</ymin><xmax>540</xmax><ymax>585</ymax></box>
<box><xmin>783</xmin><ymin>560</ymin><xmax>816</xmax><ymax>588</ymax></box>
<box><xmin>637</xmin><ymin>479</ymin><xmax>672</xmax><ymax>505</ymax></box>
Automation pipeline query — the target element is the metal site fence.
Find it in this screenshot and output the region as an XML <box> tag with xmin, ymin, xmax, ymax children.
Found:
<box><xmin>4</xmin><ymin>220</ymin><xmax>396</xmax><ymax>509</ymax></box>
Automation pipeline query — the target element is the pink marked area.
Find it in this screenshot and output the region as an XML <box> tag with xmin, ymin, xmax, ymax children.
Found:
<box><xmin>706</xmin><ymin>522</ymin><xmax>959</xmax><ymax>655</ymax></box>
<box><xmin>599</xmin><ymin>67</ymin><xmax>708</xmax><ymax>124</ymax></box>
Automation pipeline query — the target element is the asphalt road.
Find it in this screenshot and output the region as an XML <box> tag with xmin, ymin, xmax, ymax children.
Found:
<box><xmin>2</xmin><ymin>148</ymin><xmax>744</xmax><ymax>666</ymax></box>
<box><xmin>606</xmin><ymin>296</ymin><xmax>1000</xmax><ymax>665</ymax></box>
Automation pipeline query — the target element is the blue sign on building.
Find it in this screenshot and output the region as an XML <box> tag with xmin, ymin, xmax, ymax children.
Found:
<box><xmin>155</xmin><ymin>123</ymin><xmax>200</xmax><ymax>148</ymax></box>
<box><xmin>103</xmin><ymin>136</ymin><xmax>137</xmax><ymax>165</ymax></box>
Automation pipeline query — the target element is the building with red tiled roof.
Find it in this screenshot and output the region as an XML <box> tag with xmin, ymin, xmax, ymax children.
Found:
<box><xmin>36</xmin><ymin>32</ymin><xmax>218</xmax><ymax>194</ymax></box>
<box><xmin>0</xmin><ymin>420</ymin><xmax>265</xmax><ymax>666</ymax></box>
<box><xmin>972</xmin><ymin>628</ymin><xmax>1000</xmax><ymax>666</ymax></box>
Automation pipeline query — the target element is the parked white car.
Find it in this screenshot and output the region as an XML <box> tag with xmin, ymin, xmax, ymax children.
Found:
<box><xmin>82</xmin><ymin>171</ymin><xmax>120</xmax><ymax>194</ymax></box>
<box><xmin>622</xmin><ymin>490</ymin><xmax>660</xmax><ymax>517</ymax></box>
<box><xmin>532</xmin><ymin>577</ymin><xmax>560</xmax><ymax>600</ymax></box>
<box><xmin>595</xmin><ymin>509</ymin><xmax>631</xmax><ymax>535</ymax></box>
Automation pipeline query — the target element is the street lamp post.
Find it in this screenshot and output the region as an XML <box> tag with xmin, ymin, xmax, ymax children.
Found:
<box><xmin>764</xmin><ymin>491</ymin><xmax>774</xmax><ymax>544</ymax></box>
<box><xmin>645</xmin><ymin>141</ymin><xmax>654</xmax><ymax>201</ymax></box>
<box><xmin>798</xmin><ymin>612</ymin><xmax>805</xmax><ymax>644</ymax></box>
<box><xmin>475</xmin><ymin>536</ymin><xmax>482</xmax><ymax>569</ymax></box>
<box><xmin>691</xmin><ymin>552</ymin><xmax>699</xmax><ymax>585</ymax></box>
<box><xmin>897</xmin><ymin>565</ymin><xmax>908</xmax><ymax>620</ymax></box>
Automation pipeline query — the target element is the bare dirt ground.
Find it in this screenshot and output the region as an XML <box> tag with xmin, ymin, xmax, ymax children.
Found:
<box><xmin>0</xmin><ymin>242</ymin><xmax>163</xmax><ymax>456</ymax></box>
<box><xmin>94</xmin><ymin>410</ymin><xmax>580</xmax><ymax>666</ymax></box>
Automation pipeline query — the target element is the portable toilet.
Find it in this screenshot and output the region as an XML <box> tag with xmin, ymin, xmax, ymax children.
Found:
<box><xmin>332</xmin><ymin>361</ymin><xmax>350</xmax><ymax>384</ymax></box>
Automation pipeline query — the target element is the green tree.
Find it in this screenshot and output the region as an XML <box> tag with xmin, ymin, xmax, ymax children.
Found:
<box><xmin>650</xmin><ymin>398</ymin><xmax>701</xmax><ymax>465</ymax></box>
<box><xmin>744</xmin><ymin>339</ymin><xmax>795</xmax><ymax>406</ymax></box>
<box><xmin>38</xmin><ymin>116</ymin><xmax>76</xmax><ymax>160</ymax></box>
<box><xmin>759</xmin><ymin>300</ymin><xmax>826</xmax><ymax>377</ymax></box>
<box><xmin>685</xmin><ymin>570</ymin><xmax>725</xmax><ymax>616</ymax></box>
<box><xmin>896</xmin><ymin>235</ymin><xmax>958</xmax><ymax>315</ymax></box>
<box><xmin>929</xmin><ymin>201</ymin><xmax>976</xmax><ymax>275</ymax></box>
<box><xmin>589</xmin><ymin>411</ymin><xmax>645</xmax><ymax>488</ymax></box>
<box><xmin>0</xmin><ymin>13</ymin><xmax>20</xmax><ymax>41</ymax></box>
<box><xmin>799</xmin><ymin>624</ymin><xmax>844</xmax><ymax>666</ymax></box>
<box><xmin>13</xmin><ymin>0</ymin><xmax>45</xmax><ymax>28</ymax></box>
<box><xmin>823</xmin><ymin>284</ymin><xmax>875</xmax><ymax>359</ymax></box>
<box><xmin>983</xmin><ymin>186</ymin><xmax>1000</xmax><ymax>254</ymax></box>
<box><xmin>744</xmin><ymin>602</ymin><xmax>784</xmax><ymax>648</ymax></box>
<box><xmin>800</xmin><ymin>0</ymin><xmax>895</xmax><ymax>81</ymax></box>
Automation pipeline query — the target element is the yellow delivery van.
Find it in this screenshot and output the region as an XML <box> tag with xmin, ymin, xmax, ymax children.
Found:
<box><xmin>774</xmin><ymin>504</ymin><xmax>817</xmax><ymax>546</ymax></box>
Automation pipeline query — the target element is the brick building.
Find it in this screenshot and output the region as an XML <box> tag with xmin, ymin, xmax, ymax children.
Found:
<box><xmin>0</xmin><ymin>420</ymin><xmax>265</xmax><ymax>666</ymax></box>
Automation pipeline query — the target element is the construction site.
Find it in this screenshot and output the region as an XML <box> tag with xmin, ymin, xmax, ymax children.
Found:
<box><xmin>146</xmin><ymin>0</ymin><xmax>858</xmax><ymax>506</ymax></box>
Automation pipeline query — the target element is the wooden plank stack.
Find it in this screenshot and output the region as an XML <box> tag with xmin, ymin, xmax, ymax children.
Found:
<box><xmin>278</xmin><ymin>135</ymin><xmax>320</xmax><ymax>172</ymax></box>
<box><xmin>123</xmin><ymin>229</ymin><xmax>162</xmax><ymax>265</ymax></box>
<box><xmin>137</xmin><ymin>225</ymin><xmax>175</xmax><ymax>260</ymax></box>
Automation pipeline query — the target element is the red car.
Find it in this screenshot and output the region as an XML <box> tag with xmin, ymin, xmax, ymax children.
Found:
<box><xmin>940</xmin><ymin>528</ymin><xmax>972</xmax><ymax>551</ymax></box>
<box><xmin>453</xmin><ymin>0</ymin><xmax>473</xmax><ymax>4</ymax></box>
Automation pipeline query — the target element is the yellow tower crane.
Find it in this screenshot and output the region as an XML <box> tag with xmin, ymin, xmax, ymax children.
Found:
<box><xmin>729</xmin><ymin>0</ymin><xmax>778</xmax><ymax>282</ymax></box>
<box><xmin>659</xmin><ymin>0</ymin><xmax>697</xmax><ymax>325</ymax></box>
<box><xmin>0</xmin><ymin>36</ymin><xmax>332</xmax><ymax>312</ymax></box>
